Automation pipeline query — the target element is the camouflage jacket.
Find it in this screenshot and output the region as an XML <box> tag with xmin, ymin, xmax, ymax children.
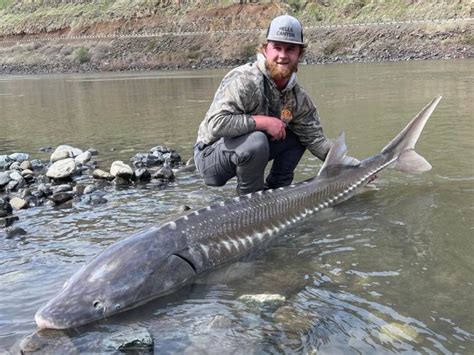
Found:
<box><xmin>196</xmin><ymin>54</ymin><xmax>332</xmax><ymax>161</ymax></box>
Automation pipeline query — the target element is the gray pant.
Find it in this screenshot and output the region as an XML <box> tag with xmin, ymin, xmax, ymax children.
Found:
<box><xmin>194</xmin><ymin>130</ymin><xmax>305</xmax><ymax>195</ymax></box>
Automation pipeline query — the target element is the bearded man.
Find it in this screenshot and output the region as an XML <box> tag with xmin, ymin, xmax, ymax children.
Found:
<box><xmin>194</xmin><ymin>15</ymin><xmax>357</xmax><ymax>195</ymax></box>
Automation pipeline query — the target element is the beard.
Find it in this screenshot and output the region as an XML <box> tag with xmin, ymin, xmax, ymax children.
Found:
<box><xmin>265</xmin><ymin>60</ymin><xmax>297</xmax><ymax>82</ymax></box>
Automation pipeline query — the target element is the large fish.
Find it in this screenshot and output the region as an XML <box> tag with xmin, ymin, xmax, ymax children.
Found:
<box><xmin>35</xmin><ymin>97</ymin><xmax>442</xmax><ymax>329</ymax></box>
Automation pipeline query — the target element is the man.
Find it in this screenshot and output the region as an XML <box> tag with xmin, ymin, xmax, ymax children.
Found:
<box><xmin>194</xmin><ymin>15</ymin><xmax>357</xmax><ymax>195</ymax></box>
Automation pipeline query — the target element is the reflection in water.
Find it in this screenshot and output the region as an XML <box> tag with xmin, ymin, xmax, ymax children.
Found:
<box><xmin>1</xmin><ymin>59</ymin><xmax>473</xmax><ymax>353</ymax></box>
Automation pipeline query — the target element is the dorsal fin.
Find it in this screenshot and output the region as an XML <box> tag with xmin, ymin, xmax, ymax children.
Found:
<box><xmin>317</xmin><ymin>132</ymin><xmax>354</xmax><ymax>177</ymax></box>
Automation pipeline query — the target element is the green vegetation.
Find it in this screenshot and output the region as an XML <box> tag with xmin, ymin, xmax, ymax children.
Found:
<box><xmin>73</xmin><ymin>46</ymin><xmax>90</xmax><ymax>64</ymax></box>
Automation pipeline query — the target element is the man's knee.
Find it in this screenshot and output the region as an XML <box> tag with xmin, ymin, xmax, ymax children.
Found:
<box><xmin>234</xmin><ymin>131</ymin><xmax>269</xmax><ymax>165</ymax></box>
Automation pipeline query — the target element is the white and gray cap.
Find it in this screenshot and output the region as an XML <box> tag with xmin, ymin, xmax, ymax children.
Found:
<box><xmin>266</xmin><ymin>15</ymin><xmax>304</xmax><ymax>45</ymax></box>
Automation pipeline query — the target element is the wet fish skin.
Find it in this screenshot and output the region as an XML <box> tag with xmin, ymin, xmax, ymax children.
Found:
<box><xmin>35</xmin><ymin>96</ymin><xmax>442</xmax><ymax>329</ymax></box>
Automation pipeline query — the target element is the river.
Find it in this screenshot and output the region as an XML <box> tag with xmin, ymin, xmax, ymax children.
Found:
<box><xmin>1</xmin><ymin>59</ymin><xmax>473</xmax><ymax>353</ymax></box>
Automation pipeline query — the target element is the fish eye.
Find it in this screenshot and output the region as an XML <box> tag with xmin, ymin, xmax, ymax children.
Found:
<box><xmin>114</xmin><ymin>304</ymin><xmax>121</xmax><ymax>311</ymax></box>
<box><xmin>92</xmin><ymin>300</ymin><xmax>103</xmax><ymax>310</ymax></box>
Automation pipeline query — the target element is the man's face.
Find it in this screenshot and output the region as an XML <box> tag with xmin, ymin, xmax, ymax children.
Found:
<box><xmin>263</xmin><ymin>41</ymin><xmax>302</xmax><ymax>82</ymax></box>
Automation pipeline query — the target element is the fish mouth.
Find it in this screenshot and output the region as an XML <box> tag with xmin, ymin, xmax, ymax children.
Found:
<box><xmin>35</xmin><ymin>311</ymin><xmax>63</xmax><ymax>330</ymax></box>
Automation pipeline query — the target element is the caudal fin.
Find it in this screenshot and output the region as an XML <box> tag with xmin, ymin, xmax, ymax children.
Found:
<box><xmin>382</xmin><ymin>96</ymin><xmax>442</xmax><ymax>174</ymax></box>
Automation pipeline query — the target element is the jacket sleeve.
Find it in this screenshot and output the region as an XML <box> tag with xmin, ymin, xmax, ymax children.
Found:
<box><xmin>290</xmin><ymin>93</ymin><xmax>332</xmax><ymax>161</ymax></box>
<box><xmin>204</xmin><ymin>70</ymin><xmax>259</xmax><ymax>139</ymax></box>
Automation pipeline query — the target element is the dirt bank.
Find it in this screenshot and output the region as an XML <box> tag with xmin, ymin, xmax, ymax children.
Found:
<box><xmin>0</xmin><ymin>3</ymin><xmax>472</xmax><ymax>75</ymax></box>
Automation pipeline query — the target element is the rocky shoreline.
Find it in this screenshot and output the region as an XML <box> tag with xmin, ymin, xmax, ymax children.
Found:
<box><xmin>0</xmin><ymin>144</ymin><xmax>194</xmax><ymax>239</ymax></box>
<box><xmin>1</xmin><ymin>20</ymin><xmax>472</xmax><ymax>76</ymax></box>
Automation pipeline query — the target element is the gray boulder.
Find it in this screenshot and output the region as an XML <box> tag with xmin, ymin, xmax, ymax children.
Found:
<box><xmin>10</xmin><ymin>197</ymin><xmax>28</xmax><ymax>210</ymax></box>
<box><xmin>9</xmin><ymin>152</ymin><xmax>29</xmax><ymax>162</ymax></box>
<box><xmin>0</xmin><ymin>155</ymin><xmax>13</xmax><ymax>169</ymax></box>
<box><xmin>75</xmin><ymin>151</ymin><xmax>92</xmax><ymax>165</ymax></box>
<box><xmin>0</xmin><ymin>172</ymin><xmax>10</xmax><ymax>187</ymax></box>
<box><xmin>110</xmin><ymin>161</ymin><xmax>133</xmax><ymax>179</ymax></box>
<box><xmin>53</xmin><ymin>145</ymin><xmax>83</xmax><ymax>158</ymax></box>
<box><xmin>46</xmin><ymin>158</ymin><xmax>76</xmax><ymax>179</ymax></box>
<box><xmin>92</xmin><ymin>169</ymin><xmax>114</xmax><ymax>181</ymax></box>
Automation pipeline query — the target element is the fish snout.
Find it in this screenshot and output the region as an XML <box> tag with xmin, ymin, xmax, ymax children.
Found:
<box><xmin>35</xmin><ymin>309</ymin><xmax>62</xmax><ymax>329</ymax></box>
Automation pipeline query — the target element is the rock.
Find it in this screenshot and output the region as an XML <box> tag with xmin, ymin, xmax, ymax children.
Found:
<box><xmin>50</xmin><ymin>150</ymin><xmax>70</xmax><ymax>163</ymax></box>
<box><xmin>239</xmin><ymin>293</ymin><xmax>286</xmax><ymax>307</ymax></box>
<box><xmin>179</xmin><ymin>205</ymin><xmax>191</xmax><ymax>212</ymax></box>
<box><xmin>74</xmin><ymin>150</ymin><xmax>92</xmax><ymax>165</ymax></box>
<box><xmin>30</xmin><ymin>159</ymin><xmax>45</xmax><ymax>170</ymax></box>
<box><xmin>39</xmin><ymin>146</ymin><xmax>53</xmax><ymax>153</ymax></box>
<box><xmin>18</xmin><ymin>329</ymin><xmax>79</xmax><ymax>354</ymax></box>
<box><xmin>0</xmin><ymin>216</ymin><xmax>19</xmax><ymax>228</ymax></box>
<box><xmin>53</xmin><ymin>145</ymin><xmax>83</xmax><ymax>158</ymax></box>
<box><xmin>9</xmin><ymin>171</ymin><xmax>23</xmax><ymax>181</ymax></box>
<box><xmin>0</xmin><ymin>155</ymin><xmax>13</xmax><ymax>169</ymax></box>
<box><xmin>131</xmin><ymin>152</ymin><xmax>162</xmax><ymax>167</ymax></box>
<box><xmin>207</xmin><ymin>314</ymin><xmax>233</xmax><ymax>330</ymax></box>
<box><xmin>52</xmin><ymin>184</ymin><xmax>72</xmax><ymax>194</ymax></box>
<box><xmin>9</xmin><ymin>152</ymin><xmax>29</xmax><ymax>162</ymax></box>
<box><xmin>9</xmin><ymin>161</ymin><xmax>21</xmax><ymax>170</ymax></box>
<box><xmin>113</xmin><ymin>176</ymin><xmax>131</xmax><ymax>186</ymax></box>
<box><xmin>103</xmin><ymin>328</ymin><xmax>154</xmax><ymax>353</ymax></box>
<box><xmin>87</xmin><ymin>148</ymin><xmax>99</xmax><ymax>156</ymax></box>
<box><xmin>0</xmin><ymin>172</ymin><xmax>10</xmax><ymax>187</ymax></box>
<box><xmin>273</xmin><ymin>305</ymin><xmax>315</xmax><ymax>334</ymax></box>
<box><xmin>73</xmin><ymin>184</ymin><xmax>86</xmax><ymax>196</ymax></box>
<box><xmin>110</xmin><ymin>161</ymin><xmax>133</xmax><ymax>179</ymax></box>
<box><xmin>10</xmin><ymin>197</ymin><xmax>28</xmax><ymax>210</ymax></box>
<box><xmin>134</xmin><ymin>168</ymin><xmax>151</xmax><ymax>182</ymax></box>
<box><xmin>49</xmin><ymin>192</ymin><xmax>73</xmax><ymax>205</ymax></box>
<box><xmin>164</xmin><ymin>151</ymin><xmax>182</xmax><ymax>167</ymax></box>
<box><xmin>83</xmin><ymin>184</ymin><xmax>96</xmax><ymax>195</ymax></box>
<box><xmin>92</xmin><ymin>169</ymin><xmax>114</xmax><ymax>181</ymax></box>
<box><xmin>0</xmin><ymin>198</ymin><xmax>13</xmax><ymax>217</ymax></box>
<box><xmin>150</xmin><ymin>145</ymin><xmax>170</xmax><ymax>154</ymax></box>
<box><xmin>379</xmin><ymin>322</ymin><xmax>419</xmax><ymax>343</ymax></box>
<box><xmin>35</xmin><ymin>183</ymin><xmax>51</xmax><ymax>198</ymax></box>
<box><xmin>5</xmin><ymin>226</ymin><xmax>27</xmax><ymax>239</ymax></box>
<box><xmin>152</xmin><ymin>165</ymin><xmax>174</xmax><ymax>181</ymax></box>
<box><xmin>19</xmin><ymin>160</ymin><xmax>33</xmax><ymax>170</ymax></box>
<box><xmin>20</xmin><ymin>169</ymin><xmax>34</xmax><ymax>177</ymax></box>
<box><xmin>81</xmin><ymin>195</ymin><xmax>107</xmax><ymax>205</ymax></box>
<box><xmin>6</xmin><ymin>180</ymin><xmax>19</xmax><ymax>192</ymax></box>
<box><xmin>46</xmin><ymin>158</ymin><xmax>76</xmax><ymax>179</ymax></box>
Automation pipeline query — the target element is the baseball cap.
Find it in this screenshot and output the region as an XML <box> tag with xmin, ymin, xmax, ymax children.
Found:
<box><xmin>266</xmin><ymin>15</ymin><xmax>304</xmax><ymax>45</ymax></box>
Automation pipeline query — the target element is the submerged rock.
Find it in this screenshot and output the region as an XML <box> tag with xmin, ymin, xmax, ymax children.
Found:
<box><xmin>103</xmin><ymin>327</ymin><xmax>154</xmax><ymax>353</ymax></box>
<box><xmin>239</xmin><ymin>293</ymin><xmax>286</xmax><ymax>307</ymax></box>
<box><xmin>0</xmin><ymin>216</ymin><xmax>19</xmax><ymax>228</ymax></box>
<box><xmin>5</xmin><ymin>226</ymin><xmax>27</xmax><ymax>239</ymax></box>
<box><xmin>0</xmin><ymin>198</ymin><xmax>13</xmax><ymax>217</ymax></box>
<box><xmin>49</xmin><ymin>192</ymin><xmax>74</xmax><ymax>205</ymax></box>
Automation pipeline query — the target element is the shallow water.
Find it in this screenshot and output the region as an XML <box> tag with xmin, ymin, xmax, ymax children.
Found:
<box><xmin>1</xmin><ymin>59</ymin><xmax>473</xmax><ymax>353</ymax></box>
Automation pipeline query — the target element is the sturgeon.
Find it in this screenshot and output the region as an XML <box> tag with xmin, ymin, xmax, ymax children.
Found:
<box><xmin>35</xmin><ymin>97</ymin><xmax>442</xmax><ymax>329</ymax></box>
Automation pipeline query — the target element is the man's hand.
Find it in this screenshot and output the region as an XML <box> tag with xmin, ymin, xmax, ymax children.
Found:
<box><xmin>253</xmin><ymin>115</ymin><xmax>286</xmax><ymax>141</ymax></box>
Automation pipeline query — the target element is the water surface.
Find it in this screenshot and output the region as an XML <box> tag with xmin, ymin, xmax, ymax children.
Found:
<box><xmin>1</xmin><ymin>59</ymin><xmax>473</xmax><ymax>353</ymax></box>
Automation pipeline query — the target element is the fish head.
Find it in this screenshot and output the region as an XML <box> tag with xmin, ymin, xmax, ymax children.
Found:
<box><xmin>35</xmin><ymin>226</ymin><xmax>195</xmax><ymax>329</ymax></box>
